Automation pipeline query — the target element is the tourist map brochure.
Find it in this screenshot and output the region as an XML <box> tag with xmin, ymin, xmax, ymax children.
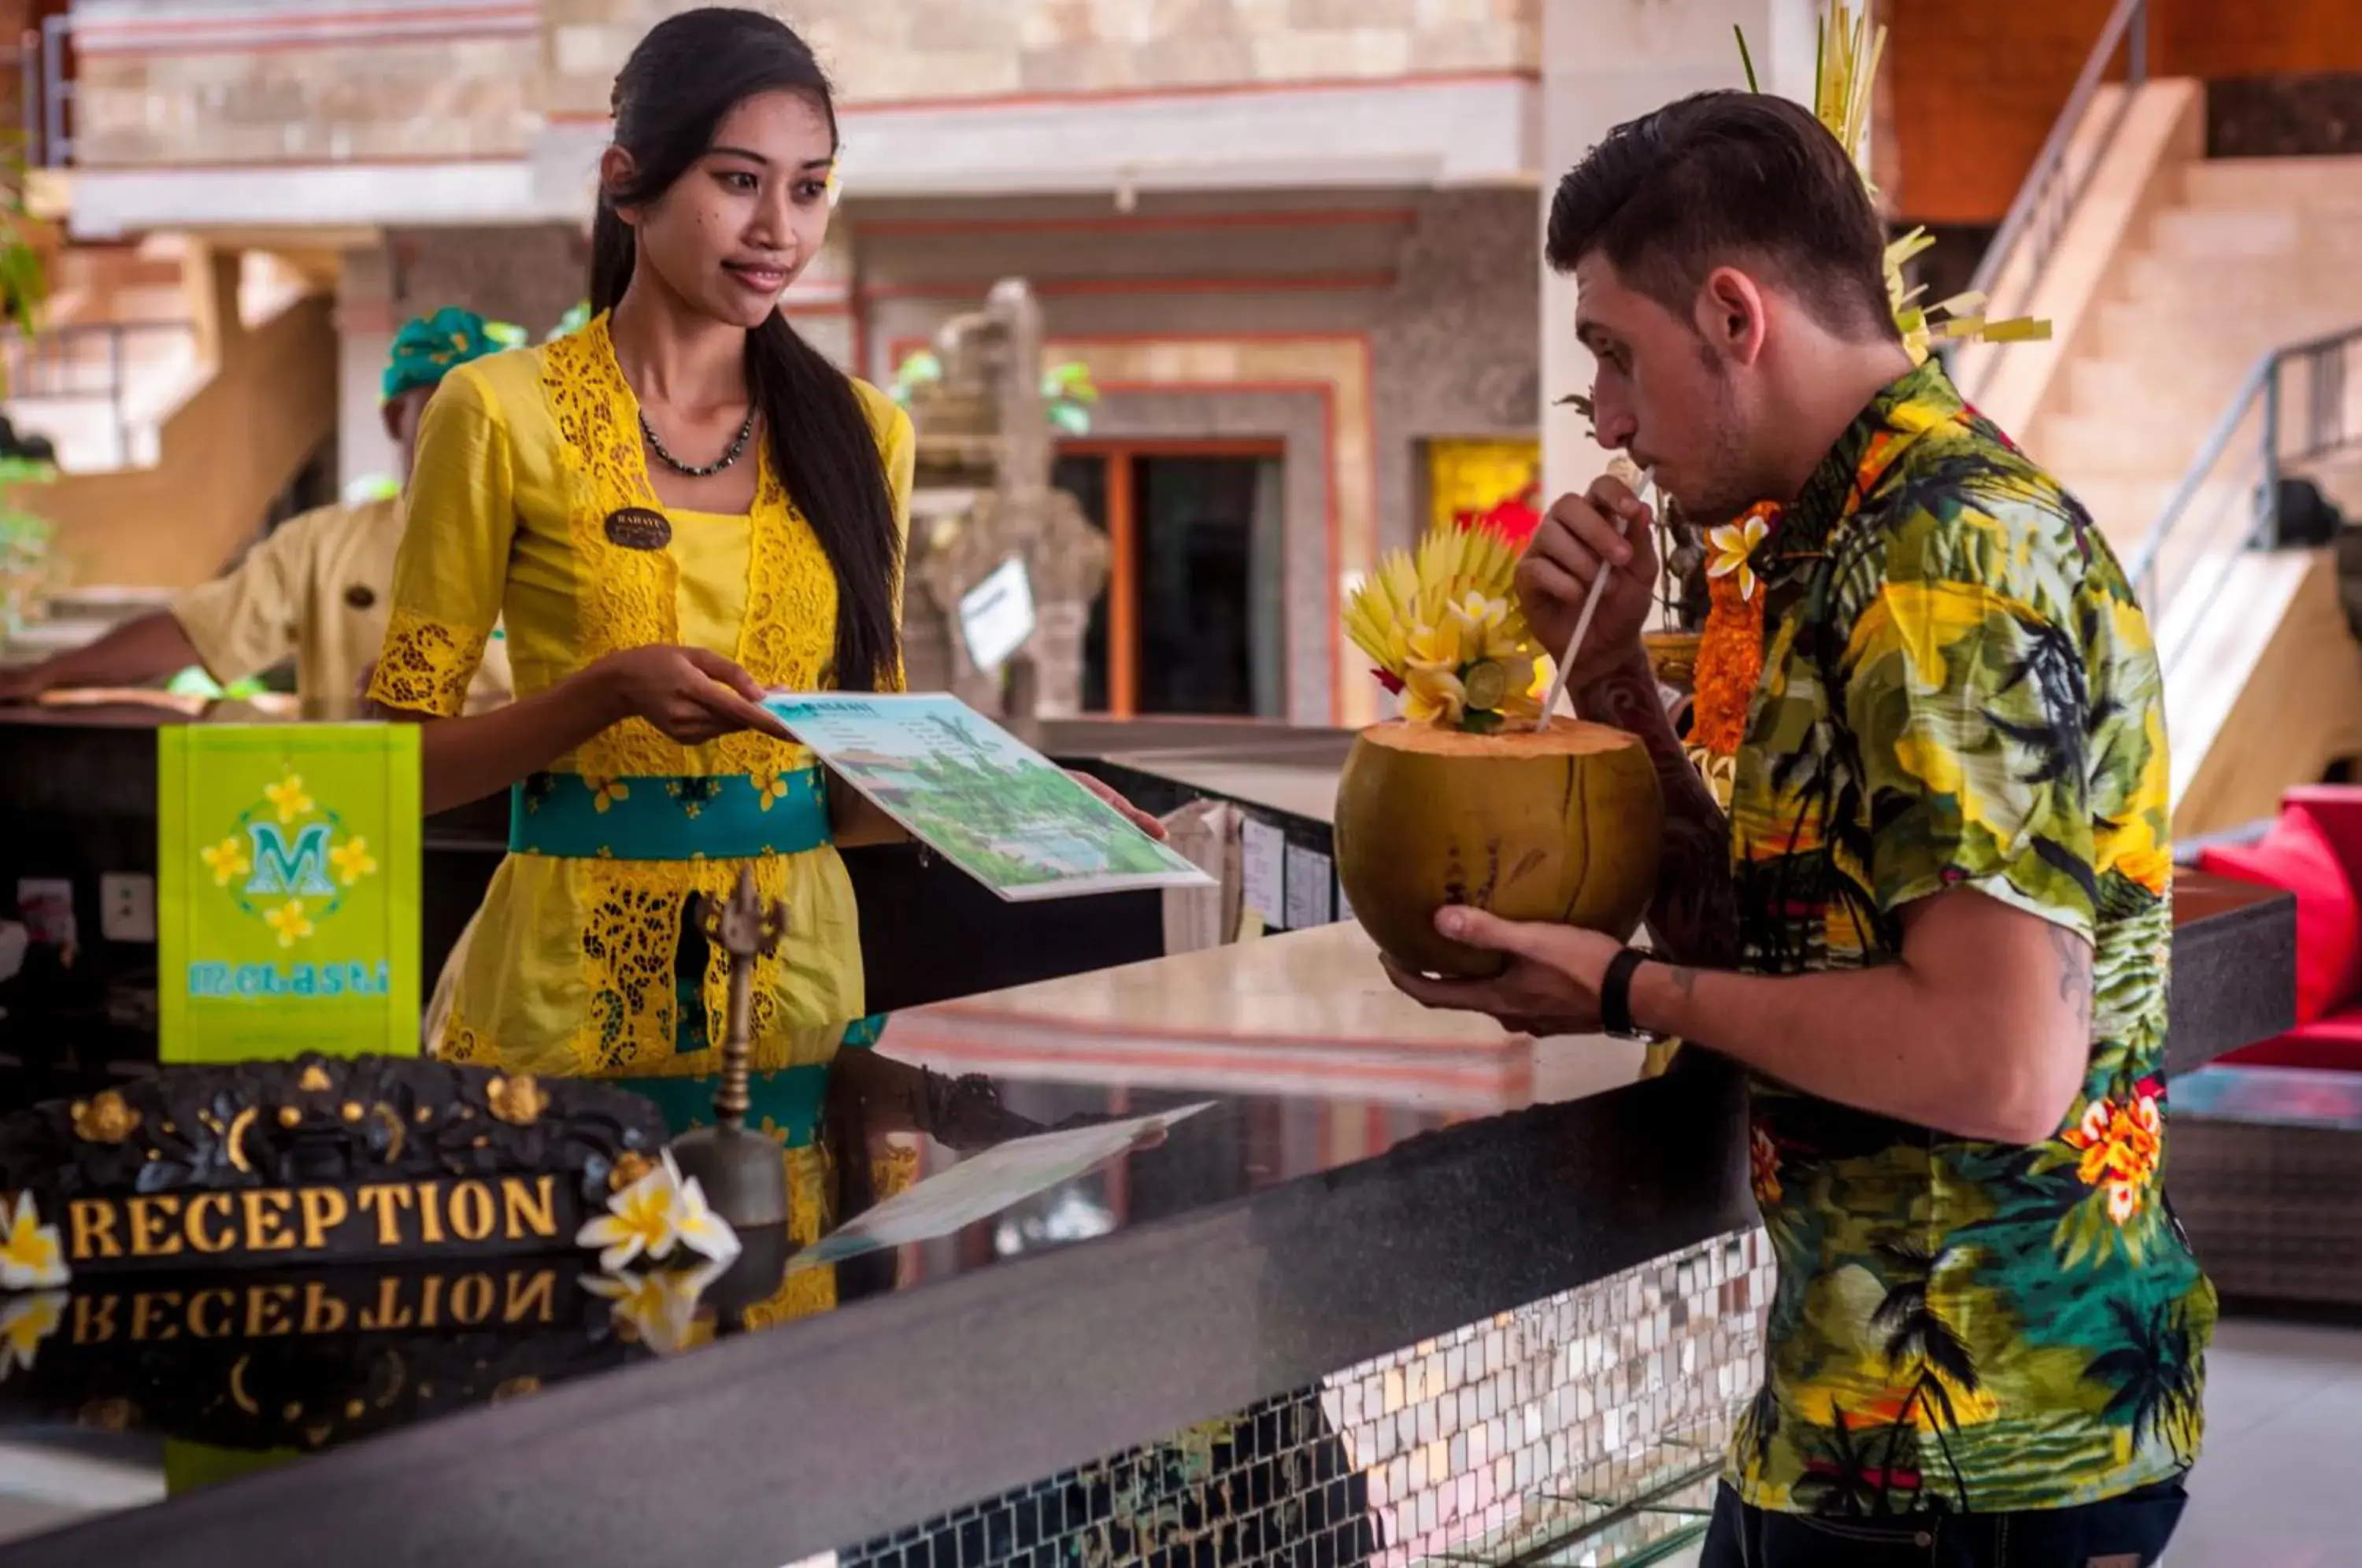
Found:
<box><xmin>761</xmin><ymin>691</ymin><xmax>1216</xmax><ymax>902</ymax></box>
<box><xmin>786</xmin><ymin>1101</ymin><xmax>1212</xmax><ymax>1274</ymax></box>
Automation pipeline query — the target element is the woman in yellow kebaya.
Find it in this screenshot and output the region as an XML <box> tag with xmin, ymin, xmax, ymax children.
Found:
<box><xmin>368</xmin><ymin>8</ymin><xmax>1153</xmax><ymax>1108</ymax></box>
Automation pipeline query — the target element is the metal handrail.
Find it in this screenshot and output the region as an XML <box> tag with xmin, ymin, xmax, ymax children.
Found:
<box><xmin>2127</xmin><ymin>322</ymin><xmax>2362</xmax><ymax>661</ymax></box>
<box><xmin>1960</xmin><ymin>0</ymin><xmax>2149</xmax><ymax>400</ymax></box>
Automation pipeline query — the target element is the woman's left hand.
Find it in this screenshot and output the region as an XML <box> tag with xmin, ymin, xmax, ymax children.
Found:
<box><xmin>1066</xmin><ymin>769</ymin><xmax>1168</xmax><ymax>840</ymax></box>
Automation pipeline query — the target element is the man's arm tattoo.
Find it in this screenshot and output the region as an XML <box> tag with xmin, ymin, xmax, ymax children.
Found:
<box><xmin>2047</xmin><ymin>923</ymin><xmax>2093</xmax><ymax>1024</ymax></box>
<box><xmin>1575</xmin><ymin>646</ymin><xmax>1739</xmax><ymax>969</ymax></box>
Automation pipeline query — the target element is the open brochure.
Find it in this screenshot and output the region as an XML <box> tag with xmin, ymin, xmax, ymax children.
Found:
<box><xmin>787</xmin><ymin>1101</ymin><xmax>1214</xmax><ymax>1274</ymax></box>
<box><xmin>762</xmin><ymin>691</ymin><xmax>1216</xmax><ymax>902</ymax></box>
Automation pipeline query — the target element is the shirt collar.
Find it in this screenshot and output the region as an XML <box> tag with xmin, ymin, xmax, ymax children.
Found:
<box><xmin>1773</xmin><ymin>355</ymin><xmax>1962</xmax><ymax>564</ymax></box>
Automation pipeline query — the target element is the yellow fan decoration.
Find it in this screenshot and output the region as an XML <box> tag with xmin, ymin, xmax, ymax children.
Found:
<box><xmin>1343</xmin><ymin>520</ymin><xmax>1543</xmax><ymax>733</ymax></box>
<box><xmin>1738</xmin><ymin>3</ymin><xmax>2052</xmax><ymax>362</ymax></box>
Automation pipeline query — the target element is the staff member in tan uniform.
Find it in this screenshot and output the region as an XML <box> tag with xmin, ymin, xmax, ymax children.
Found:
<box><xmin>0</xmin><ymin>308</ymin><xmax>516</xmax><ymax>711</ymax></box>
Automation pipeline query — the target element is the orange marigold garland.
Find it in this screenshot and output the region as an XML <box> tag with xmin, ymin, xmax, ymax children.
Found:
<box><xmin>1683</xmin><ymin>501</ymin><xmax>1777</xmax><ymax>801</ymax></box>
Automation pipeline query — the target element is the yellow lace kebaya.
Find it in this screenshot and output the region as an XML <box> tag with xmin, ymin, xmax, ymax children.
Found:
<box><xmin>366</xmin><ymin>312</ymin><xmax>913</xmax><ymax>1085</ymax></box>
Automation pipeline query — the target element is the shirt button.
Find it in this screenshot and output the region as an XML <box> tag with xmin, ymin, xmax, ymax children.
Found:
<box><xmin>1913</xmin><ymin>1530</ymin><xmax>1933</xmax><ymax>1548</ymax></box>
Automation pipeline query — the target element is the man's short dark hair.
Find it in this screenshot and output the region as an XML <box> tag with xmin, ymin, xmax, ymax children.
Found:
<box><xmin>1546</xmin><ymin>91</ymin><xmax>1897</xmax><ymax>343</ymax></box>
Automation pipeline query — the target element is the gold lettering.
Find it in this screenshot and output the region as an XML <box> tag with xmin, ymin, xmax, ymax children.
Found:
<box><xmin>358</xmin><ymin>1277</ymin><xmax>413</xmax><ymax>1332</ymax></box>
<box><xmin>68</xmin><ymin>1200</ymin><xmax>123</xmax><ymax>1261</ymax></box>
<box><xmin>298</xmin><ymin>1188</ymin><xmax>350</xmax><ymax>1250</ymax></box>
<box><xmin>448</xmin><ymin>1182</ymin><xmax>495</xmax><ymax>1243</ymax></box>
<box><xmin>127</xmin><ymin>1195</ymin><xmax>183</xmax><ymax>1258</ymax></box>
<box><xmin>188</xmin><ymin>1289</ymin><xmax>235</xmax><ymax>1339</ymax></box>
<box><xmin>500</xmin><ymin>1176</ymin><xmax>557</xmax><ymax>1241</ymax></box>
<box><xmin>302</xmin><ymin>1280</ymin><xmax>350</xmax><ymax>1335</ymax></box>
<box><xmin>414</xmin><ymin>1182</ymin><xmax>446</xmax><ymax>1244</ymax></box>
<box><xmin>245</xmin><ymin>1284</ymin><xmax>297</xmax><ymax>1338</ymax></box>
<box><xmin>186</xmin><ymin>1193</ymin><xmax>236</xmax><ymax>1254</ymax></box>
<box><xmin>450</xmin><ymin>1274</ymin><xmax>494</xmax><ymax>1326</ymax></box>
<box><xmin>356</xmin><ymin>1185</ymin><xmax>414</xmax><ymax>1246</ymax></box>
<box><xmin>418</xmin><ymin>1273</ymin><xmax>445</xmax><ymax>1329</ymax></box>
<box><xmin>72</xmin><ymin>1293</ymin><xmax>120</xmax><ymax>1344</ymax></box>
<box><xmin>240</xmin><ymin>1190</ymin><xmax>296</xmax><ymax>1252</ymax></box>
<box><xmin>132</xmin><ymin>1291</ymin><xmax>181</xmax><ymax>1342</ymax></box>
<box><xmin>503</xmin><ymin>1270</ymin><xmax>557</xmax><ymax>1326</ymax></box>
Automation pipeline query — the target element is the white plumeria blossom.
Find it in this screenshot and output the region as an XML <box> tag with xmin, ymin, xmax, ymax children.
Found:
<box><xmin>583</xmin><ymin>1253</ymin><xmax>731</xmax><ymax>1357</ymax></box>
<box><xmin>0</xmin><ymin>1194</ymin><xmax>68</xmax><ymax>1292</ymax></box>
<box><xmin>573</xmin><ymin>1148</ymin><xmax>742</xmax><ymax>1274</ymax></box>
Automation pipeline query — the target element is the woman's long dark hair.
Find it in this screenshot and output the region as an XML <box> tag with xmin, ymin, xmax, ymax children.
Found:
<box><xmin>593</xmin><ymin>7</ymin><xmax>900</xmax><ymax>691</ymax></box>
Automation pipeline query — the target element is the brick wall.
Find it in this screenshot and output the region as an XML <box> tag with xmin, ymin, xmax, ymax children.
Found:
<box><xmin>542</xmin><ymin>0</ymin><xmax>1541</xmax><ymax>120</ymax></box>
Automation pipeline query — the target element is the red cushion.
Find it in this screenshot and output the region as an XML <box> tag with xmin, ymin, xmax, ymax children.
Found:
<box><xmin>2223</xmin><ymin>1011</ymin><xmax>2362</xmax><ymax>1072</ymax></box>
<box><xmin>2200</xmin><ymin>811</ymin><xmax>2362</xmax><ymax>1023</ymax></box>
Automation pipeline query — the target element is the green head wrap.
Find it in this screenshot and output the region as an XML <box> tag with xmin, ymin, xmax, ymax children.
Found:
<box><xmin>381</xmin><ymin>307</ymin><xmax>516</xmax><ymax>403</ymax></box>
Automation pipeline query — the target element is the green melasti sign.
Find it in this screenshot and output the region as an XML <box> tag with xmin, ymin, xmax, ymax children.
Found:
<box><xmin>157</xmin><ymin>724</ymin><xmax>421</xmax><ymax>1062</ymax></box>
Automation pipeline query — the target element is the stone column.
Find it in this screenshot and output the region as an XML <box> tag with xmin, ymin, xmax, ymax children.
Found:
<box><xmin>1538</xmin><ymin>0</ymin><xmax>1822</xmax><ymax>505</ymax></box>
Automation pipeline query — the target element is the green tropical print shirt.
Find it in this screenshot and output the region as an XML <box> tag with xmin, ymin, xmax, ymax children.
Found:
<box><xmin>1723</xmin><ymin>358</ymin><xmax>2216</xmax><ymax>1515</ymax></box>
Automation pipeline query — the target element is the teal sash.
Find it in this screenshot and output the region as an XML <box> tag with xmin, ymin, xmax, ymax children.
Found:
<box><xmin>616</xmin><ymin>1014</ymin><xmax>888</xmax><ymax>1150</ymax></box>
<box><xmin>508</xmin><ymin>768</ymin><xmax>828</xmax><ymax>861</ymax></box>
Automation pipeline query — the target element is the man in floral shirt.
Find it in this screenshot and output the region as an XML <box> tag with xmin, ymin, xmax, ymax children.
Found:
<box><xmin>1388</xmin><ymin>91</ymin><xmax>2211</xmax><ymax>1566</ymax></box>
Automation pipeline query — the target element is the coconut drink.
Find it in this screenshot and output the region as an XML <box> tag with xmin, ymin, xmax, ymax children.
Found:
<box><xmin>1335</xmin><ymin>520</ymin><xmax>1662</xmax><ymax>978</ymax></box>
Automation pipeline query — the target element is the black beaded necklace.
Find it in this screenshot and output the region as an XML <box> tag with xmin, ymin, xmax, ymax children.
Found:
<box><xmin>640</xmin><ymin>406</ymin><xmax>757</xmax><ymax>479</ymax></box>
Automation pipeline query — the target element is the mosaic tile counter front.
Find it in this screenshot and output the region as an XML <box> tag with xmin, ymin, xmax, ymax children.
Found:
<box><xmin>827</xmin><ymin>1229</ymin><xmax>1775</xmax><ymax>1568</ymax></box>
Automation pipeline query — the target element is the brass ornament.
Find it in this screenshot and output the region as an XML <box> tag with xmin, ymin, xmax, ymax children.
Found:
<box><xmin>70</xmin><ymin>1093</ymin><xmax>140</xmax><ymax>1145</ymax></box>
<box><xmin>487</xmin><ymin>1074</ymin><xmax>550</xmax><ymax>1127</ymax></box>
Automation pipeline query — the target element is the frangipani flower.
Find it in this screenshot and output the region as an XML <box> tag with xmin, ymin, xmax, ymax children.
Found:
<box><xmin>264</xmin><ymin>899</ymin><xmax>313</xmax><ymax>949</ymax></box>
<box><xmin>577</xmin><ymin>1156</ymin><xmax>679</xmax><ymax>1273</ymax></box>
<box><xmin>199</xmin><ymin>834</ymin><xmax>250</xmax><ymax>887</ymax></box>
<box><xmin>328</xmin><ymin>836</ymin><xmax>376</xmax><ymax>886</ymax></box>
<box><xmin>1707</xmin><ymin>513</ymin><xmax>1770</xmax><ymax>602</ymax></box>
<box><xmin>1401</xmin><ymin>664</ymin><xmax>1467</xmax><ymax>728</ymax></box>
<box><xmin>574</xmin><ymin>1150</ymin><xmax>742</xmax><ymax>1274</ymax></box>
<box><xmin>265</xmin><ymin>774</ymin><xmax>313</xmax><ymax>825</ymax></box>
<box><xmin>0</xmin><ymin>1195</ymin><xmax>68</xmax><ymax>1291</ymax></box>
<box><xmin>0</xmin><ymin>1291</ymin><xmax>63</xmax><ymax>1380</ymax></box>
<box><xmin>667</xmin><ymin>1156</ymin><xmax>742</xmax><ymax>1269</ymax></box>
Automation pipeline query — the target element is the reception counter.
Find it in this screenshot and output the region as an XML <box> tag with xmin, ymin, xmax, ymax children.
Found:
<box><xmin>0</xmin><ymin>702</ymin><xmax>2301</xmax><ymax>1565</ymax></box>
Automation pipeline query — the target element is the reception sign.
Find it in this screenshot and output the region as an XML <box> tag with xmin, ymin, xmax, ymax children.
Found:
<box><xmin>157</xmin><ymin>724</ymin><xmax>421</xmax><ymax>1063</ymax></box>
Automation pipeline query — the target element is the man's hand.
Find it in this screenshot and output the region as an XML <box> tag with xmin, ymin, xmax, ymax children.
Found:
<box><xmin>1381</xmin><ymin>906</ymin><xmax>1625</xmax><ymax>1037</ymax></box>
<box><xmin>1515</xmin><ymin>474</ymin><xmax>1660</xmax><ymax>690</ymax></box>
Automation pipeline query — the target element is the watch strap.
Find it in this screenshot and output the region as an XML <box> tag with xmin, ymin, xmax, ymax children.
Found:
<box><xmin>1599</xmin><ymin>946</ymin><xmax>1652</xmax><ymax>1038</ymax></box>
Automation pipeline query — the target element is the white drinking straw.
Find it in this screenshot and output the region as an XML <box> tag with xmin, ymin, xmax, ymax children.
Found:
<box><xmin>1535</xmin><ymin>466</ymin><xmax>1657</xmax><ymax>728</ymax></box>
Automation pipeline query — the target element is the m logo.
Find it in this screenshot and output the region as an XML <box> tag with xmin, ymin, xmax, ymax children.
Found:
<box><xmin>245</xmin><ymin>822</ymin><xmax>335</xmax><ymax>898</ymax></box>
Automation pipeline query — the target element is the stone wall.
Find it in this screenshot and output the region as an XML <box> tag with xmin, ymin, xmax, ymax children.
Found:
<box><xmin>1372</xmin><ymin>188</ymin><xmax>1541</xmax><ymax>553</ymax></box>
<box><xmin>542</xmin><ymin>0</ymin><xmax>1541</xmax><ymax>119</ymax></box>
<box><xmin>73</xmin><ymin>37</ymin><xmax>539</xmax><ymax>166</ymax></box>
<box><xmin>387</xmin><ymin>225</ymin><xmax>590</xmax><ymax>339</ymax></box>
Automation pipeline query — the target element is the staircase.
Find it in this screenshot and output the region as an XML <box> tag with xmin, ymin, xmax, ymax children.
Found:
<box><xmin>2027</xmin><ymin>157</ymin><xmax>2362</xmax><ymax>551</ymax></box>
<box><xmin>2</xmin><ymin>239</ymin><xmax>338</xmax><ymax>619</ymax></box>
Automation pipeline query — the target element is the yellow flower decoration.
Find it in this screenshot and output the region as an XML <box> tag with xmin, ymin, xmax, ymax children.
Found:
<box><xmin>264</xmin><ymin>899</ymin><xmax>314</xmax><ymax>949</ymax></box>
<box><xmin>1706</xmin><ymin>513</ymin><xmax>1770</xmax><ymax>602</ymax></box>
<box><xmin>588</xmin><ymin>777</ymin><xmax>630</xmax><ymax>814</ymax></box>
<box><xmin>328</xmin><ymin>836</ymin><xmax>378</xmax><ymax>887</ymax></box>
<box><xmin>0</xmin><ymin>1289</ymin><xmax>64</xmax><ymax>1378</ymax></box>
<box><xmin>1401</xmin><ymin>664</ymin><xmax>1467</xmax><ymax>728</ymax></box>
<box><xmin>199</xmin><ymin>834</ymin><xmax>251</xmax><ymax>888</ymax></box>
<box><xmin>0</xmin><ymin>1195</ymin><xmax>68</xmax><ymax>1291</ymax></box>
<box><xmin>753</xmin><ymin>767</ymin><xmax>789</xmax><ymax>812</ymax></box>
<box><xmin>265</xmin><ymin>774</ymin><xmax>314</xmax><ymax>826</ymax></box>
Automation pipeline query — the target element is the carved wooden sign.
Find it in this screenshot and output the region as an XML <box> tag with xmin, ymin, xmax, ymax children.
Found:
<box><xmin>0</xmin><ymin>1056</ymin><xmax>669</xmax><ymax>1277</ymax></box>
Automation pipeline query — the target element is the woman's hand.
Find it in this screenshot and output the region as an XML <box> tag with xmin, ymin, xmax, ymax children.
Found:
<box><xmin>593</xmin><ymin>645</ymin><xmax>791</xmax><ymax>745</ymax></box>
<box><xmin>1067</xmin><ymin>770</ymin><xmax>1167</xmax><ymax>840</ymax></box>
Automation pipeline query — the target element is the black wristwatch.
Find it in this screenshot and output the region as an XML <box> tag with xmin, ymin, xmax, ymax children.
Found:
<box><xmin>1598</xmin><ymin>946</ymin><xmax>1660</xmax><ymax>1041</ymax></box>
